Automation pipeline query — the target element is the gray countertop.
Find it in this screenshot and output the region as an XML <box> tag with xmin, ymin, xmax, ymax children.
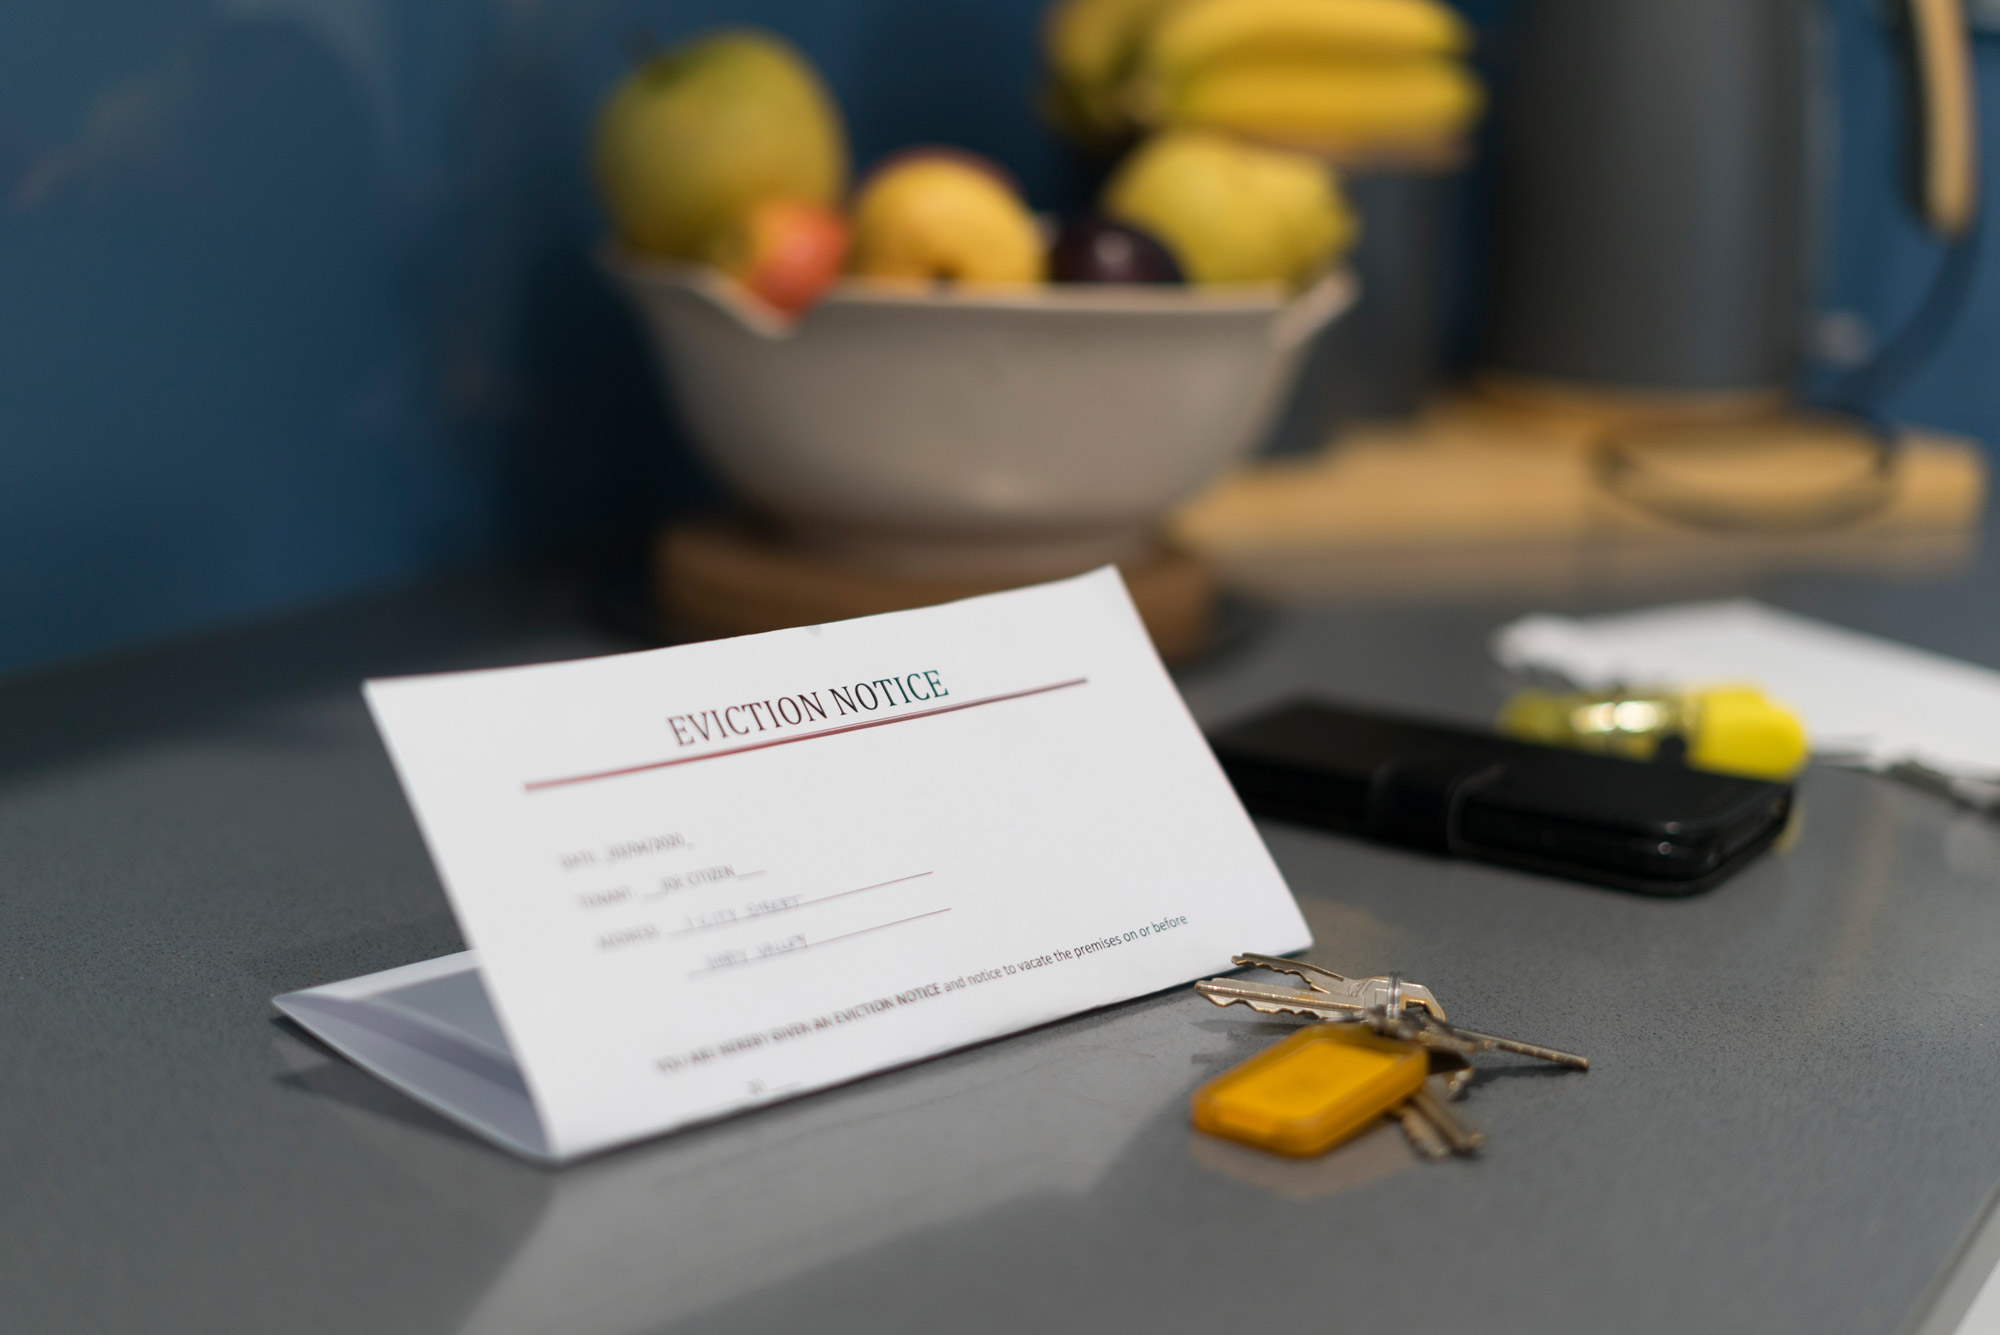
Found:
<box><xmin>9</xmin><ymin>555</ymin><xmax>2000</xmax><ymax>1335</ymax></box>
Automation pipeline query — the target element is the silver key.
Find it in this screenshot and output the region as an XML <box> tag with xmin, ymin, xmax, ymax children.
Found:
<box><xmin>1193</xmin><ymin>975</ymin><xmax>1380</xmax><ymax>1021</ymax></box>
<box><xmin>1195</xmin><ymin>958</ymin><xmax>1590</xmax><ymax>1071</ymax></box>
<box><xmin>1230</xmin><ymin>953</ymin><xmax>1447</xmax><ymax>1020</ymax></box>
<box><xmin>1192</xmin><ymin>975</ymin><xmax>1448</xmax><ymax>1028</ymax></box>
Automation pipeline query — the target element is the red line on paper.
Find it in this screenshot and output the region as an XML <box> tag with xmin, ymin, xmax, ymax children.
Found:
<box><xmin>687</xmin><ymin>908</ymin><xmax>953</xmax><ymax>977</ymax></box>
<box><xmin>524</xmin><ymin>678</ymin><xmax>1087</xmax><ymax>792</ymax></box>
<box><xmin>668</xmin><ymin>872</ymin><xmax>934</xmax><ymax>936</ymax></box>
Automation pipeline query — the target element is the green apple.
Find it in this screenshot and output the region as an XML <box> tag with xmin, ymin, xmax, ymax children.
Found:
<box><xmin>1102</xmin><ymin>129</ymin><xmax>1355</xmax><ymax>284</ymax></box>
<box><xmin>594</xmin><ymin>30</ymin><xmax>848</xmax><ymax>259</ymax></box>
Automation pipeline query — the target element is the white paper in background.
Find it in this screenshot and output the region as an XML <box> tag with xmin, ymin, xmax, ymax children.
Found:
<box><xmin>1492</xmin><ymin>599</ymin><xmax>2000</xmax><ymax>780</ymax></box>
<box><xmin>276</xmin><ymin>567</ymin><xmax>1309</xmax><ymax>1163</ymax></box>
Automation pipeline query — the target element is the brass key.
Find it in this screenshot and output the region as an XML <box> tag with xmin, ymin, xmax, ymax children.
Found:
<box><xmin>1396</xmin><ymin>1102</ymin><xmax>1453</xmax><ymax>1160</ymax></box>
<box><xmin>1408</xmin><ymin>1081</ymin><xmax>1484</xmax><ymax>1154</ymax></box>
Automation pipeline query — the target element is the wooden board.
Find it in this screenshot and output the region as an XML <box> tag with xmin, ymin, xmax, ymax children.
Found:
<box><xmin>655</xmin><ymin>519</ymin><xmax>1217</xmax><ymax>660</ymax></box>
<box><xmin>1171</xmin><ymin>397</ymin><xmax>1987</xmax><ymax>600</ymax></box>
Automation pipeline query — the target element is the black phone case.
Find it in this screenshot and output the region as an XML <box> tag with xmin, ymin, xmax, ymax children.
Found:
<box><xmin>1208</xmin><ymin>699</ymin><xmax>1793</xmax><ymax>896</ymax></box>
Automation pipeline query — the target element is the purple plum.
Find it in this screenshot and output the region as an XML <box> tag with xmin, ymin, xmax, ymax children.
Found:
<box><xmin>1049</xmin><ymin>216</ymin><xmax>1185</xmax><ymax>284</ymax></box>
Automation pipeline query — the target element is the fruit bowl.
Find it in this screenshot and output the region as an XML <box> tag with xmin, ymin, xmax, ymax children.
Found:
<box><xmin>605</xmin><ymin>250</ymin><xmax>1356</xmax><ymax>578</ymax></box>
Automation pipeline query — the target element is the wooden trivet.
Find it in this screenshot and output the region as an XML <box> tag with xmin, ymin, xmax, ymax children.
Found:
<box><xmin>1172</xmin><ymin>396</ymin><xmax>1986</xmax><ymax>600</ymax></box>
<box><xmin>655</xmin><ymin>518</ymin><xmax>1217</xmax><ymax>660</ymax></box>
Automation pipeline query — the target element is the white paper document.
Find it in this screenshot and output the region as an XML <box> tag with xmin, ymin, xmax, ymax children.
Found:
<box><xmin>275</xmin><ymin>568</ymin><xmax>1309</xmax><ymax>1162</ymax></box>
<box><xmin>1494</xmin><ymin>598</ymin><xmax>2000</xmax><ymax>781</ymax></box>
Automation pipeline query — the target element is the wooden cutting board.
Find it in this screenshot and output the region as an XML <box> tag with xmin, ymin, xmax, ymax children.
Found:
<box><xmin>1171</xmin><ymin>397</ymin><xmax>1987</xmax><ymax>599</ymax></box>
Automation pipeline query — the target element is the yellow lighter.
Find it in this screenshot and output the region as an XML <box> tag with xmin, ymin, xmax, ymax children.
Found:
<box><xmin>1498</xmin><ymin>682</ymin><xmax>1809</xmax><ymax>781</ymax></box>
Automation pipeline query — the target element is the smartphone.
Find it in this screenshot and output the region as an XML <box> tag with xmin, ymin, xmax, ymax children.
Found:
<box><xmin>1208</xmin><ymin>698</ymin><xmax>1793</xmax><ymax>896</ymax></box>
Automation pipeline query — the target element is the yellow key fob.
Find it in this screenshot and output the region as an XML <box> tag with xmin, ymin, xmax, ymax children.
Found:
<box><xmin>1191</xmin><ymin>1023</ymin><xmax>1428</xmax><ymax>1157</ymax></box>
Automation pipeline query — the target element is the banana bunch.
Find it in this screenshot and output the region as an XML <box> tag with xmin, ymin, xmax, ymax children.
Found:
<box><xmin>1044</xmin><ymin>0</ymin><xmax>1482</xmax><ymax>157</ymax></box>
<box><xmin>1042</xmin><ymin>0</ymin><xmax>1185</xmax><ymax>144</ymax></box>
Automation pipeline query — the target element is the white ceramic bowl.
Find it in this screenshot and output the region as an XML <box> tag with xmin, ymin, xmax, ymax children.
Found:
<box><xmin>606</xmin><ymin>252</ymin><xmax>1355</xmax><ymax>578</ymax></box>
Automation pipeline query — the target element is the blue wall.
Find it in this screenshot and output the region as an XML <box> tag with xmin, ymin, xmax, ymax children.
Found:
<box><xmin>0</xmin><ymin>0</ymin><xmax>1995</xmax><ymax>677</ymax></box>
<box><xmin>1818</xmin><ymin>4</ymin><xmax>2000</xmax><ymax>429</ymax></box>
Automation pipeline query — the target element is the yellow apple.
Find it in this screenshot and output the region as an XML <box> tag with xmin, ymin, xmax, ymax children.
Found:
<box><xmin>593</xmin><ymin>30</ymin><xmax>847</xmax><ymax>259</ymax></box>
<box><xmin>848</xmin><ymin>151</ymin><xmax>1046</xmax><ymax>286</ymax></box>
